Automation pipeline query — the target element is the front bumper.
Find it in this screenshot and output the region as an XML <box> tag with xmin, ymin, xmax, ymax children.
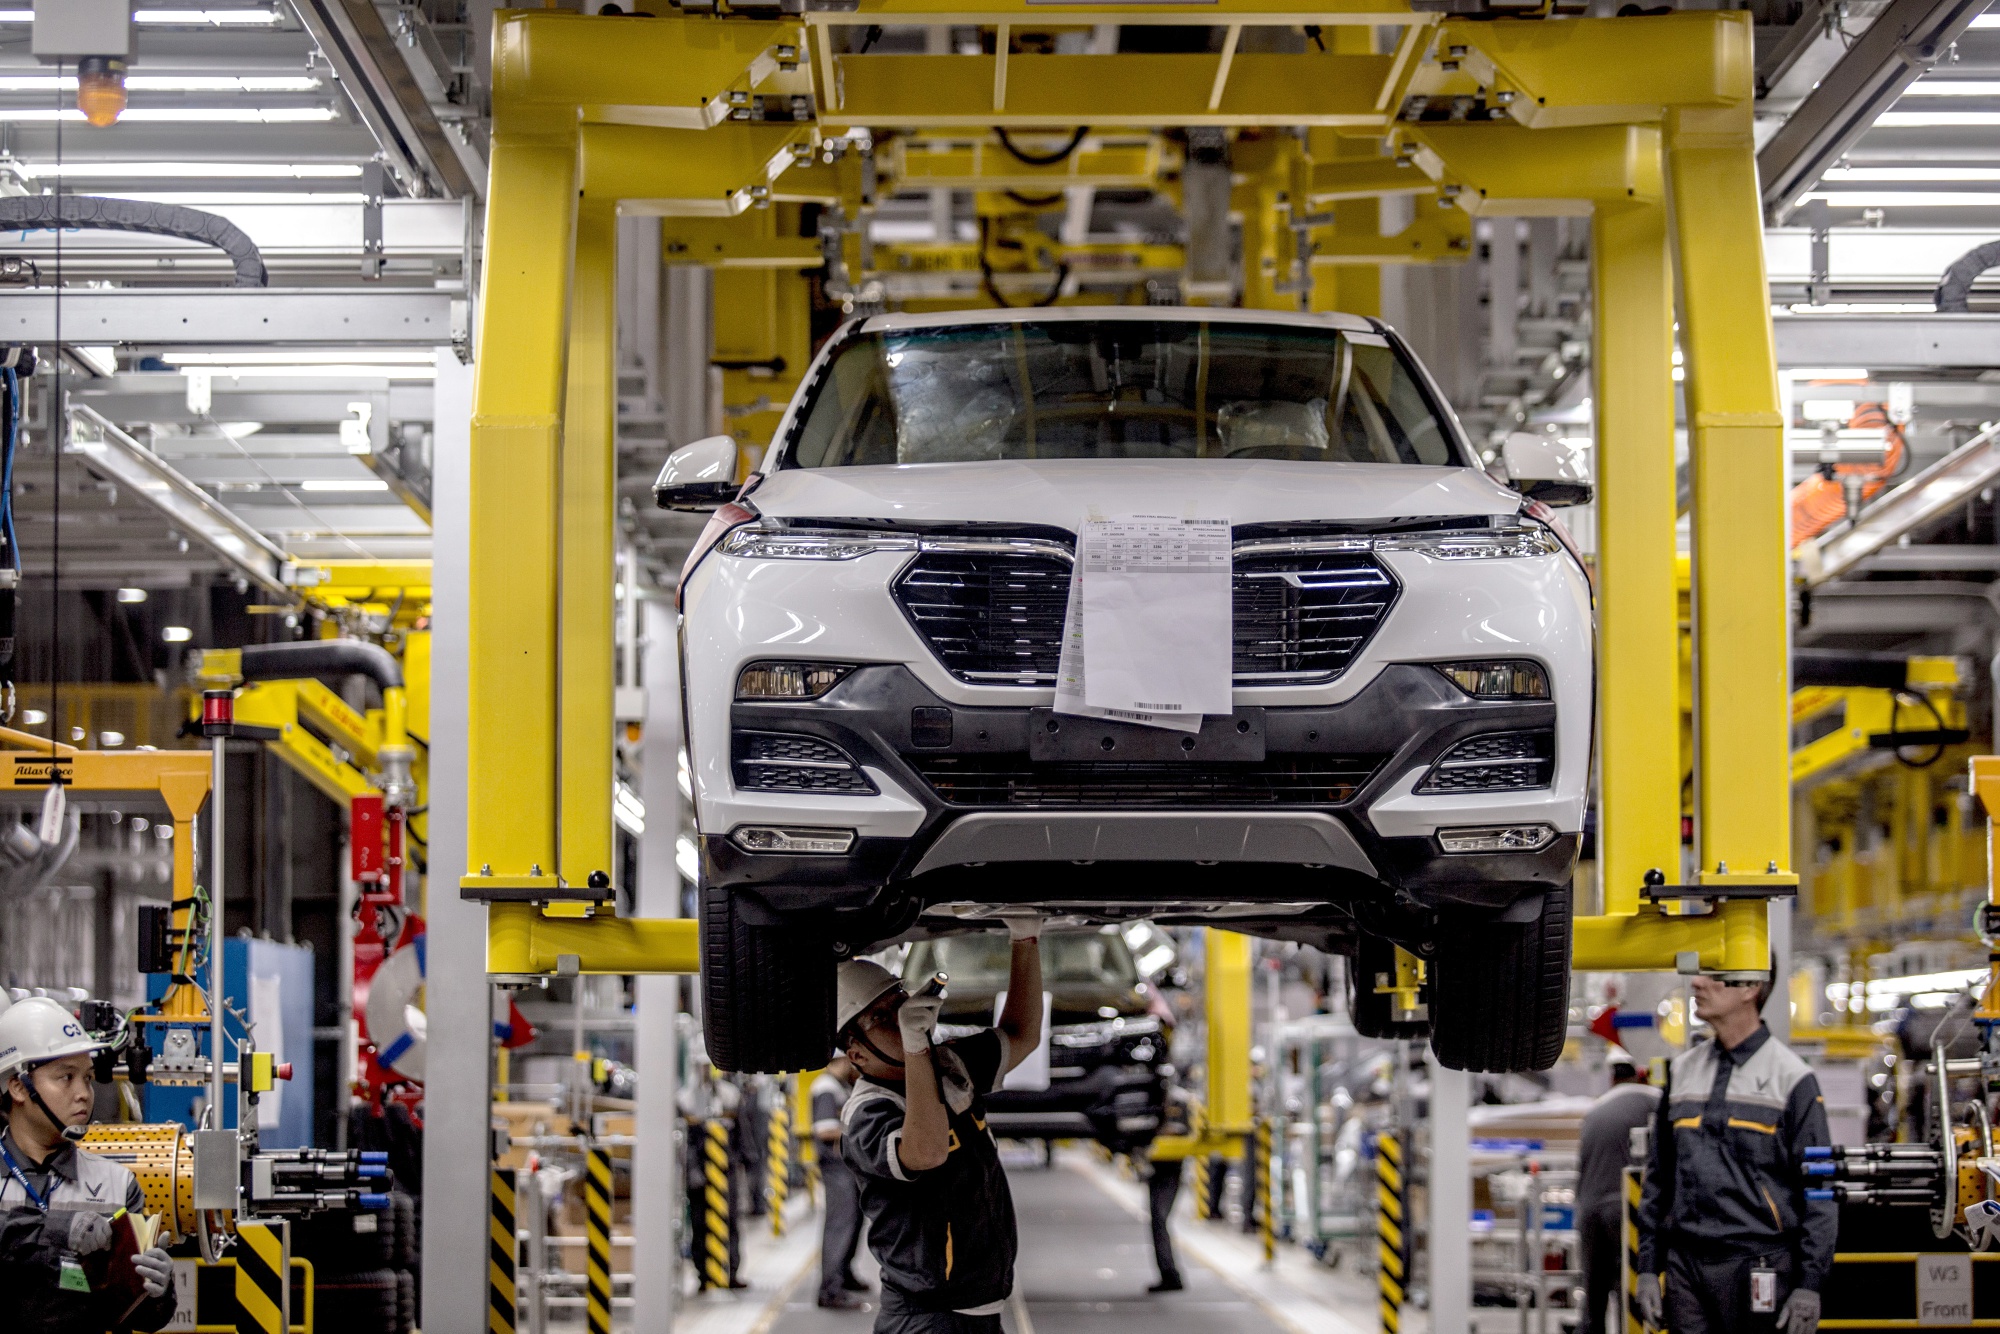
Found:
<box><xmin>701</xmin><ymin>662</ymin><xmax>1579</xmax><ymax>917</ymax></box>
<box><xmin>985</xmin><ymin>1061</ymin><xmax>1166</xmax><ymax>1147</ymax></box>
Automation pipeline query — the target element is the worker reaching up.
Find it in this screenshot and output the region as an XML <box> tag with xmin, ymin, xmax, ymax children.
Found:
<box><xmin>0</xmin><ymin>997</ymin><xmax>176</xmax><ymax>1333</ymax></box>
<box><xmin>836</xmin><ymin>912</ymin><xmax>1045</xmax><ymax>1334</ymax></box>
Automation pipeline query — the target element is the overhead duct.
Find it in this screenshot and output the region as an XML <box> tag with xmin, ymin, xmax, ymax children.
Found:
<box><xmin>0</xmin><ymin>196</ymin><xmax>267</xmax><ymax>287</ymax></box>
<box><xmin>238</xmin><ymin>640</ymin><xmax>404</xmax><ymax>691</ymax></box>
<box><xmin>1934</xmin><ymin>239</ymin><xmax>2000</xmax><ymax>313</ymax></box>
<box><xmin>1793</xmin><ymin>648</ymin><xmax>1913</xmax><ymax>691</ymax></box>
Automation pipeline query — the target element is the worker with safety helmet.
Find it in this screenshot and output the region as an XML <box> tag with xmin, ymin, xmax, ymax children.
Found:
<box><xmin>836</xmin><ymin>912</ymin><xmax>1044</xmax><ymax>1334</ymax></box>
<box><xmin>0</xmin><ymin>996</ymin><xmax>177</xmax><ymax>1332</ymax></box>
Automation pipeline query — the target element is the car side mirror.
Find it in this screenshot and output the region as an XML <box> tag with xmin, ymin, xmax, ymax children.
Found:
<box><xmin>1500</xmin><ymin>432</ymin><xmax>1593</xmax><ymax>507</ymax></box>
<box><xmin>654</xmin><ymin>435</ymin><xmax>741</xmax><ymax>511</ymax></box>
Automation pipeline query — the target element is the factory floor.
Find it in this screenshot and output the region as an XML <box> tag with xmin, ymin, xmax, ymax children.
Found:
<box><xmin>677</xmin><ymin>1147</ymin><xmax>1388</xmax><ymax>1334</ymax></box>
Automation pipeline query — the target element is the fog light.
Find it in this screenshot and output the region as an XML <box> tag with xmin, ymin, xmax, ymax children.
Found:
<box><xmin>736</xmin><ymin>661</ymin><xmax>856</xmax><ymax>700</ymax></box>
<box><xmin>730</xmin><ymin>826</ymin><xmax>856</xmax><ymax>854</ymax></box>
<box><xmin>1436</xmin><ymin>660</ymin><xmax>1550</xmax><ymax>699</ymax></box>
<box><xmin>1437</xmin><ymin>824</ymin><xmax>1558</xmax><ymax>854</ymax></box>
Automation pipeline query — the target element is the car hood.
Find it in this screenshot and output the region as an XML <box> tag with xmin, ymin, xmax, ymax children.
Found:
<box><xmin>747</xmin><ymin>458</ymin><xmax>1521</xmax><ymax>529</ymax></box>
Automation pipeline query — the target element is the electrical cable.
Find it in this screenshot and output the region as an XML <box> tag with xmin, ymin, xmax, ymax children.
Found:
<box><xmin>1890</xmin><ymin>689</ymin><xmax>1952</xmax><ymax>769</ymax></box>
<box><xmin>993</xmin><ymin>126</ymin><xmax>1089</xmax><ymax>167</ymax></box>
<box><xmin>1003</xmin><ymin>189</ymin><xmax>1066</xmax><ymax>209</ymax></box>
<box><xmin>978</xmin><ymin>216</ymin><xmax>1069</xmax><ymax>310</ymax></box>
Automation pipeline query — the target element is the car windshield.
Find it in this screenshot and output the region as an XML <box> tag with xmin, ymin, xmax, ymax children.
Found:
<box><xmin>784</xmin><ymin>320</ymin><xmax>1460</xmax><ymax>469</ymax></box>
<box><xmin>906</xmin><ymin>929</ymin><xmax>1140</xmax><ymax>992</ymax></box>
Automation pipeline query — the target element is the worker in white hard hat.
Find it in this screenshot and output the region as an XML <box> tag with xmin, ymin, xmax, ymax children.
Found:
<box><xmin>836</xmin><ymin>912</ymin><xmax>1045</xmax><ymax>1334</ymax></box>
<box><xmin>0</xmin><ymin>996</ymin><xmax>176</xmax><ymax>1333</ymax></box>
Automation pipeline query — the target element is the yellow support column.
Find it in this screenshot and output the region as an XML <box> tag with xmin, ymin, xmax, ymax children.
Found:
<box><xmin>556</xmin><ymin>199</ymin><xmax>619</xmax><ymax>908</ymax></box>
<box><xmin>1591</xmin><ymin>192</ymin><xmax>1681</xmax><ymax>915</ymax></box>
<box><xmin>1205</xmin><ymin>928</ymin><xmax>1252</xmax><ymax>1133</ymax></box>
<box><xmin>465</xmin><ymin>127</ymin><xmax>577</xmax><ymax>899</ymax></box>
<box><xmin>1665</xmin><ymin>34</ymin><xmax>1792</xmax><ymax>913</ymax></box>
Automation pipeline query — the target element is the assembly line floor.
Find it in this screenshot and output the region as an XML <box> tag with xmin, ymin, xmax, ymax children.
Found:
<box><xmin>684</xmin><ymin>1148</ymin><xmax>1386</xmax><ymax>1334</ymax></box>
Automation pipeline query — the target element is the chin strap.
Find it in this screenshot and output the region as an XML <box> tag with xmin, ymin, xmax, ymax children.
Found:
<box><xmin>22</xmin><ymin>1065</ymin><xmax>84</xmax><ymax>1143</ymax></box>
<box><xmin>850</xmin><ymin>1027</ymin><xmax>908</xmax><ymax>1071</ymax></box>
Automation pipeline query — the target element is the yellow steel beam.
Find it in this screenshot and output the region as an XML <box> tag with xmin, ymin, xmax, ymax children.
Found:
<box><xmin>808</xmin><ymin>0</ymin><xmax>1425</xmax><ymax>24</ymax></box>
<box><xmin>1205</xmin><ymin>929</ymin><xmax>1252</xmax><ymax>1134</ymax></box>
<box><xmin>819</xmin><ymin>53</ymin><xmax>1394</xmax><ymax>129</ymax></box>
<box><xmin>1665</xmin><ymin>45</ymin><xmax>1790</xmax><ymax>897</ymax></box>
<box><xmin>886</xmin><ymin>138</ymin><xmax>1165</xmax><ymax>192</ymax></box>
<box><xmin>663</xmin><ymin>216</ymin><xmax>824</xmax><ymax>269</ymax></box>
<box><xmin>495</xmin><ymin>11</ymin><xmax>803</xmax><ymax>130</ymax></box>
<box><xmin>1308</xmin><ymin>203</ymin><xmax>1470</xmax><ymax>264</ymax></box>
<box><xmin>286</xmin><ymin>560</ymin><xmax>432</xmax><ymax>601</ymax></box>
<box><xmin>1436</xmin><ymin>11</ymin><xmax>1750</xmax><ymax>127</ymax></box>
<box><xmin>1971</xmin><ymin>756</ymin><xmax>2000</xmax><ymax>1023</ymax></box>
<box><xmin>581</xmin><ymin>122</ymin><xmax>812</xmax><ymax>215</ymax></box>
<box><xmin>464</xmin><ymin>127</ymin><xmax>575</xmax><ymax>897</ymax></box>
<box><xmin>1409</xmin><ymin>123</ymin><xmax>1662</xmax><ymax>215</ymax></box>
<box><xmin>558</xmin><ymin>200</ymin><xmax>619</xmax><ymax>904</ymax></box>
<box><xmin>1572</xmin><ymin>898</ymin><xmax>1775</xmax><ymax>974</ymax></box>
<box><xmin>1304</xmin><ymin>155</ymin><xmax>1433</xmax><ymax>202</ymax></box>
<box><xmin>488</xmin><ymin>904</ymin><xmax>699</xmax><ymax>975</ymax></box>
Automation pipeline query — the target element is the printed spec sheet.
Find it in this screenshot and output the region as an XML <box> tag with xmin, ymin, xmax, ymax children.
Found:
<box><xmin>1054</xmin><ymin>514</ymin><xmax>1232</xmax><ymax>731</ymax></box>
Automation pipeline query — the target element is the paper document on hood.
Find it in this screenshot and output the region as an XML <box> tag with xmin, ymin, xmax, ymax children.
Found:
<box><xmin>1053</xmin><ymin>514</ymin><xmax>1231</xmax><ymax>731</ymax></box>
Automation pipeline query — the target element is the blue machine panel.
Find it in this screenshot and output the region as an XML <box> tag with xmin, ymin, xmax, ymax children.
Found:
<box><xmin>143</xmin><ymin>937</ymin><xmax>315</xmax><ymax>1146</ymax></box>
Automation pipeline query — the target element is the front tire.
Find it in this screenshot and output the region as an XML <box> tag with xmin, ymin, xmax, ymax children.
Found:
<box><xmin>1430</xmin><ymin>882</ymin><xmax>1572</xmax><ymax>1073</ymax></box>
<box><xmin>700</xmin><ymin>884</ymin><xmax>835</xmax><ymax>1073</ymax></box>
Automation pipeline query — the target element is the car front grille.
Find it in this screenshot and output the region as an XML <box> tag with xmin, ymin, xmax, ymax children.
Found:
<box><xmin>891</xmin><ymin>542</ymin><xmax>1399</xmax><ymax>687</ymax></box>
<box><xmin>1415</xmin><ymin>730</ymin><xmax>1554</xmax><ymax>793</ymax></box>
<box><xmin>732</xmin><ymin>730</ymin><xmax>877</xmax><ymax>794</ymax></box>
<box><xmin>906</xmin><ymin>754</ymin><xmax>1383</xmax><ymax>807</ymax></box>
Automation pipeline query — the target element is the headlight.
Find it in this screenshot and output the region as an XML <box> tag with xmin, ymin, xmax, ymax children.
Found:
<box><xmin>1374</xmin><ymin>526</ymin><xmax>1561</xmax><ymax>559</ymax></box>
<box><xmin>1436</xmin><ymin>824</ymin><xmax>1558</xmax><ymax>854</ymax></box>
<box><xmin>1051</xmin><ymin>1016</ymin><xmax>1161</xmax><ymax>1048</ymax></box>
<box><xmin>719</xmin><ymin>525</ymin><xmax>919</xmax><ymax>561</ymax></box>
<box><xmin>736</xmin><ymin>662</ymin><xmax>857</xmax><ymax>700</ymax></box>
<box><xmin>1436</xmin><ymin>660</ymin><xmax>1550</xmax><ymax>700</ymax></box>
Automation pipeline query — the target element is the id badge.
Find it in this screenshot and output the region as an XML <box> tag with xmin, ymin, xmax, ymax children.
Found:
<box><xmin>1749</xmin><ymin>1261</ymin><xmax>1778</xmax><ymax>1314</ymax></box>
<box><xmin>58</xmin><ymin>1253</ymin><xmax>90</xmax><ymax>1293</ymax></box>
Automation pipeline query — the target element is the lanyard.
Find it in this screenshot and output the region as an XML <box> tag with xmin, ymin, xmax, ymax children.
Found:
<box><xmin>0</xmin><ymin>1139</ymin><xmax>51</xmax><ymax>1213</ymax></box>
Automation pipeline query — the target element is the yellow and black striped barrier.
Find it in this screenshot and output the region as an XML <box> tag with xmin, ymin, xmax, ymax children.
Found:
<box><xmin>1189</xmin><ymin>1101</ymin><xmax>1212</xmax><ymax>1221</ymax></box>
<box><xmin>1376</xmin><ymin>1130</ymin><xmax>1407</xmax><ymax>1334</ymax></box>
<box><xmin>1622</xmin><ymin>1167</ymin><xmax>1644</xmax><ymax>1334</ymax></box>
<box><xmin>234</xmin><ymin>1220</ymin><xmax>288</xmax><ymax>1334</ymax></box>
<box><xmin>768</xmin><ymin>1078</ymin><xmax>792</xmax><ymax>1237</ymax></box>
<box><xmin>1254</xmin><ymin>1118</ymin><xmax>1274</xmax><ymax>1263</ymax></box>
<box><xmin>490</xmin><ymin>1167</ymin><xmax>518</xmax><ymax>1334</ymax></box>
<box><xmin>699</xmin><ymin>1117</ymin><xmax>732</xmax><ymax>1291</ymax></box>
<box><xmin>584</xmin><ymin>1146</ymin><xmax>614</xmax><ymax>1334</ymax></box>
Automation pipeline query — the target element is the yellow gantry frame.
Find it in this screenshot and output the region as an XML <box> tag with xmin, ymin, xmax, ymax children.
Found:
<box><xmin>468</xmin><ymin>6</ymin><xmax>1784</xmax><ymax>984</ymax></box>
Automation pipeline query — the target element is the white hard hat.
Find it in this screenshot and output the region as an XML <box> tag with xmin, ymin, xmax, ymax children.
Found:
<box><xmin>0</xmin><ymin>996</ymin><xmax>108</xmax><ymax>1084</ymax></box>
<box><xmin>837</xmin><ymin>959</ymin><xmax>902</xmax><ymax>1036</ymax></box>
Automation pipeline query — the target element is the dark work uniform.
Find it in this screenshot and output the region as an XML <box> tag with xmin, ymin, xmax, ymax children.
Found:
<box><xmin>1576</xmin><ymin>1081</ymin><xmax>1660</xmax><ymax>1334</ymax></box>
<box><xmin>0</xmin><ymin>1125</ymin><xmax>178</xmax><ymax>1333</ymax></box>
<box><xmin>1145</xmin><ymin>1089</ymin><xmax>1195</xmax><ymax>1289</ymax></box>
<box><xmin>1637</xmin><ymin>1025</ymin><xmax>1836</xmax><ymax>1334</ymax></box>
<box><xmin>813</xmin><ymin>1069</ymin><xmax>864</xmax><ymax>1303</ymax></box>
<box><xmin>843</xmin><ymin>1031</ymin><xmax>1017</xmax><ymax>1334</ymax></box>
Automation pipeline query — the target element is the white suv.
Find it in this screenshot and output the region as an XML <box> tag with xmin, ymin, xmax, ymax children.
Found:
<box><xmin>660</xmin><ymin>308</ymin><xmax>1593</xmax><ymax>1075</ymax></box>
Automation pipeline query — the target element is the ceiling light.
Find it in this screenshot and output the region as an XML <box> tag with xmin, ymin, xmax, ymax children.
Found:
<box><xmin>1899</xmin><ymin>80</ymin><xmax>2000</xmax><ymax>96</ymax></box>
<box><xmin>7</xmin><ymin>162</ymin><xmax>362</xmax><ymax>179</ymax></box>
<box><xmin>164</xmin><ymin>351</ymin><xmax>436</xmax><ymax>366</ymax></box>
<box><xmin>0</xmin><ymin>107</ymin><xmax>336</xmax><ymax>124</ymax></box>
<box><xmin>1785</xmin><ymin>369</ymin><xmax>1869</xmax><ymax>380</ymax></box>
<box><xmin>1782</xmin><ymin>302</ymin><xmax>1942</xmax><ymax>315</ymax></box>
<box><xmin>1977</xmin><ymin>14</ymin><xmax>2000</xmax><ymax>25</ymax></box>
<box><xmin>0</xmin><ymin>75</ymin><xmax>320</xmax><ymax>92</ymax></box>
<box><xmin>1874</xmin><ymin>112</ymin><xmax>2000</xmax><ymax>127</ymax></box>
<box><xmin>1822</xmin><ymin>166</ymin><xmax>2000</xmax><ymax>182</ymax></box>
<box><xmin>299</xmin><ymin>479</ymin><xmax>390</xmax><ymax>492</ymax></box>
<box><xmin>116</xmin><ymin>587</ymin><xmax>148</xmax><ymax>603</ymax></box>
<box><xmin>98</xmin><ymin>731</ymin><xmax>125</xmax><ymax>748</ymax></box>
<box><xmin>1797</xmin><ymin>190</ymin><xmax>2000</xmax><ymax>207</ymax></box>
<box><xmin>19</xmin><ymin>709</ymin><xmax>45</xmax><ymax>726</ymax></box>
<box><xmin>162</xmin><ymin>626</ymin><xmax>193</xmax><ymax>643</ymax></box>
<box><xmin>160</xmin><ymin>364</ymin><xmax>437</xmax><ymax>380</ymax></box>
<box><xmin>110</xmin><ymin>192</ymin><xmax>368</xmax><ymax>205</ymax></box>
<box><xmin>134</xmin><ymin>8</ymin><xmax>283</xmax><ymax>21</ymax></box>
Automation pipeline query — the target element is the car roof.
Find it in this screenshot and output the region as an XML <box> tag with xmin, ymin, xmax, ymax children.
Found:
<box><xmin>858</xmin><ymin>306</ymin><xmax>1380</xmax><ymax>336</ymax></box>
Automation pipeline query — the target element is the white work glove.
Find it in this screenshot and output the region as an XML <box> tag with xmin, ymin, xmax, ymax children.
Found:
<box><xmin>996</xmin><ymin>910</ymin><xmax>1043</xmax><ymax>942</ymax></box>
<box><xmin>897</xmin><ymin>993</ymin><xmax>945</xmax><ymax>1056</ymax></box>
<box><xmin>1633</xmin><ymin>1273</ymin><xmax>1663</xmax><ymax>1328</ymax></box>
<box><xmin>1777</xmin><ymin>1288</ymin><xmax>1820</xmax><ymax>1334</ymax></box>
<box><xmin>62</xmin><ymin>1210</ymin><xmax>114</xmax><ymax>1256</ymax></box>
<box><xmin>133</xmin><ymin>1246</ymin><xmax>174</xmax><ymax>1300</ymax></box>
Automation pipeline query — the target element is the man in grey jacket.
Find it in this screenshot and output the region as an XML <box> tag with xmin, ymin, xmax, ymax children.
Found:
<box><xmin>1577</xmin><ymin>1060</ymin><xmax>1659</xmax><ymax>1334</ymax></box>
<box><xmin>1636</xmin><ymin>972</ymin><xmax>1835</xmax><ymax>1334</ymax></box>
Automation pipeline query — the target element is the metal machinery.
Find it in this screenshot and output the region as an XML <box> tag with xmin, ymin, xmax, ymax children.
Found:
<box><xmin>428</xmin><ymin>2</ymin><xmax>1805</xmax><ymax>1324</ymax></box>
<box><xmin>0</xmin><ymin>734</ymin><xmax>389</xmax><ymax>1321</ymax></box>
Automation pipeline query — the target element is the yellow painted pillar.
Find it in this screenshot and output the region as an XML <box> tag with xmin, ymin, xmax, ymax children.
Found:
<box><xmin>1205</xmin><ymin>928</ymin><xmax>1252</xmax><ymax>1132</ymax></box>
<box><xmin>556</xmin><ymin>199</ymin><xmax>618</xmax><ymax>905</ymax></box>
<box><xmin>1666</xmin><ymin>84</ymin><xmax>1790</xmax><ymax>893</ymax></box>
<box><xmin>465</xmin><ymin>131</ymin><xmax>577</xmax><ymax>896</ymax></box>
<box><xmin>1590</xmin><ymin>195</ymin><xmax>1680</xmax><ymax>916</ymax></box>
